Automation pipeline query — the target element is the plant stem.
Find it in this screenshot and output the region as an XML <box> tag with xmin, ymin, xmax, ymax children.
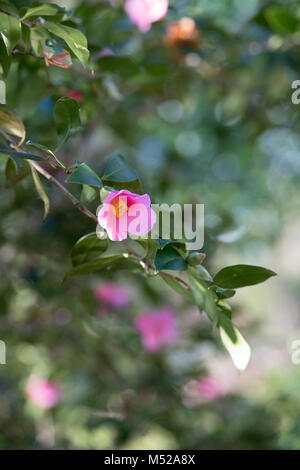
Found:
<box><xmin>0</xmin><ymin>8</ymin><xmax>32</xmax><ymax>27</ymax></box>
<box><xmin>0</xmin><ymin>132</ymin><xmax>190</xmax><ymax>291</ymax></box>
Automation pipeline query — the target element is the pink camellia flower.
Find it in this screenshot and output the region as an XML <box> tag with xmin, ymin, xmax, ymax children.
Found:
<box><xmin>98</xmin><ymin>189</ymin><xmax>156</xmax><ymax>242</ymax></box>
<box><xmin>135</xmin><ymin>308</ymin><xmax>178</xmax><ymax>353</ymax></box>
<box><xmin>26</xmin><ymin>377</ymin><xmax>61</xmax><ymax>409</ymax></box>
<box><xmin>125</xmin><ymin>0</ymin><xmax>169</xmax><ymax>32</ymax></box>
<box><xmin>94</xmin><ymin>282</ymin><xmax>132</xmax><ymax>310</ymax></box>
<box><xmin>66</xmin><ymin>90</ymin><xmax>83</xmax><ymax>102</ymax></box>
<box><xmin>196</xmin><ymin>377</ymin><xmax>222</xmax><ymax>400</ymax></box>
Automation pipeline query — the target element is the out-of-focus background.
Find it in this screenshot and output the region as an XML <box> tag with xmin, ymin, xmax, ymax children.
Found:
<box><xmin>1</xmin><ymin>0</ymin><xmax>300</xmax><ymax>449</ymax></box>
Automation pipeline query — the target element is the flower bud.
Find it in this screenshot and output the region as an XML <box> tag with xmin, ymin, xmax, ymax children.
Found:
<box><xmin>187</xmin><ymin>252</ymin><xmax>206</xmax><ymax>266</ymax></box>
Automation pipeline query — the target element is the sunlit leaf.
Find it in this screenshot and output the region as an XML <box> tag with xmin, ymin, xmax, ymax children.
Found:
<box><xmin>0</xmin><ymin>108</ymin><xmax>25</xmax><ymax>146</ymax></box>
<box><xmin>218</xmin><ymin>313</ymin><xmax>251</xmax><ymax>372</ymax></box>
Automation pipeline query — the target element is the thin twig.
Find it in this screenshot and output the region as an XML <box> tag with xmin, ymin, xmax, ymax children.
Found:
<box><xmin>0</xmin><ymin>8</ymin><xmax>32</xmax><ymax>27</ymax></box>
<box><xmin>0</xmin><ymin>131</ymin><xmax>190</xmax><ymax>291</ymax></box>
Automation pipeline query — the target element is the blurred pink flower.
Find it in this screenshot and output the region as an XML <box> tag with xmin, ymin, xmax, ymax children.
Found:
<box><xmin>66</xmin><ymin>90</ymin><xmax>83</xmax><ymax>102</ymax></box>
<box><xmin>98</xmin><ymin>189</ymin><xmax>156</xmax><ymax>241</ymax></box>
<box><xmin>94</xmin><ymin>282</ymin><xmax>132</xmax><ymax>310</ymax></box>
<box><xmin>196</xmin><ymin>377</ymin><xmax>222</xmax><ymax>400</ymax></box>
<box><xmin>135</xmin><ymin>308</ymin><xmax>178</xmax><ymax>352</ymax></box>
<box><xmin>125</xmin><ymin>0</ymin><xmax>169</xmax><ymax>32</ymax></box>
<box><xmin>26</xmin><ymin>377</ymin><xmax>61</xmax><ymax>409</ymax></box>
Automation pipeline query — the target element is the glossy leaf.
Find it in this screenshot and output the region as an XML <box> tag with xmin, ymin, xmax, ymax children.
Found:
<box><xmin>66</xmin><ymin>163</ymin><xmax>103</xmax><ymax>188</ymax></box>
<box><xmin>155</xmin><ymin>245</ymin><xmax>187</xmax><ymax>272</ymax></box>
<box><xmin>54</xmin><ymin>97</ymin><xmax>82</xmax><ymax>151</ymax></box>
<box><xmin>102</xmin><ymin>154</ymin><xmax>142</xmax><ymax>194</ymax></box>
<box><xmin>21</xmin><ymin>3</ymin><xmax>66</xmax><ymax>21</ymax></box>
<box><xmin>214</xmin><ymin>264</ymin><xmax>277</xmax><ymax>289</ymax></box>
<box><xmin>218</xmin><ymin>313</ymin><xmax>251</xmax><ymax>372</ymax></box>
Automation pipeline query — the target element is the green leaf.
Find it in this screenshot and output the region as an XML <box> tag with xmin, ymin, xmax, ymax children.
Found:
<box><xmin>26</xmin><ymin>141</ymin><xmax>67</xmax><ymax>169</ymax></box>
<box><xmin>65</xmin><ymin>254</ymin><xmax>122</xmax><ymax>279</ymax></box>
<box><xmin>102</xmin><ymin>154</ymin><xmax>142</xmax><ymax>194</ymax></box>
<box><xmin>218</xmin><ymin>313</ymin><xmax>251</xmax><ymax>372</ymax></box>
<box><xmin>71</xmin><ymin>232</ymin><xmax>108</xmax><ymax>267</ymax></box>
<box><xmin>29</xmin><ymin>163</ymin><xmax>50</xmax><ymax>220</ymax></box>
<box><xmin>30</xmin><ymin>24</ymin><xmax>47</xmax><ymax>56</ymax></box>
<box><xmin>264</xmin><ymin>6</ymin><xmax>298</xmax><ymax>33</ymax></box>
<box><xmin>21</xmin><ymin>3</ymin><xmax>65</xmax><ymax>21</ymax></box>
<box><xmin>0</xmin><ymin>33</ymin><xmax>11</xmax><ymax>76</ymax></box>
<box><xmin>214</xmin><ymin>264</ymin><xmax>277</xmax><ymax>289</ymax></box>
<box><xmin>188</xmin><ymin>270</ymin><xmax>218</xmax><ymax>325</ymax></box>
<box><xmin>44</xmin><ymin>21</ymin><xmax>90</xmax><ymax>67</ymax></box>
<box><xmin>155</xmin><ymin>245</ymin><xmax>187</xmax><ymax>272</ymax></box>
<box><xmin>0</xmin><ymin>143</ymin><xmax>46</xmax><ymax>161</ymax></box>
<box><xmin>5</xmin><ymin>157</ymin><xmax>28</xmax><ymax>188</ymax></box>
<box><xmin>54</xmin><ymin>97</ymin><xmax>82</xmax><ymax>151</ymax></box>
<box><xmin>65</xmin><ymin>253</ymin><xmax>144</xmax><ymax>280</ymax></box>
<box><xmin>160</xmin><ymin>274</ymin><xmax>194</xmax><ymax>302</ymax></box>
<box><xmin>0</xmin><ymin>108</ymin><xmax>25</xmax><ymax>146</ymax></box>
<box><xmin>0</xmin><ymin>9</ymin><xmax>20</xmax><ymax>51</ymax></box>
<box><xmin>66</xmin><ymin>162</ymin><xmax>103</xmax><ymax>188</ymax></box>
<box><xmin>213</xmin><ymin>286</ymin><xmax>236</xmax><ymax>300</ymax></box>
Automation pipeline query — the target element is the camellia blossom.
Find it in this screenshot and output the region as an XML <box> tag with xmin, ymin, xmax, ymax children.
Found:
<box><xmin>25</xmin><ymin>377</ymin><xmax>61</xmax><ymax>409</ymax></box>
<box><xmin>125</xmin><ymin>0</ymin><xmax>169</xmax><ymax>32</ymax></box>
<box><xmin>135</xmin><ymin>308</ymin><xmax>178</xmax><ymax>353</ymax></box>
<box><xmin>94</xmin><ymin>282</ymin><xmax>132</xmax><ymax>310</ymax></box>
<box><xmin>97</xmin><ymin>189</ymin><xmax>156</xmax><ymax>242</ymax></box>
<box><xmin>43</xmin><ymin>46</ymin><xmax>72</xmax><ymax>69</ymax></box>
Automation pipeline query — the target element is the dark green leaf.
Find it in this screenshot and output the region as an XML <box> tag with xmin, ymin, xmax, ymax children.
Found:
<box><xmin>66</xmin><ymin>162</ymin><xmax>103</xmax><ymax>187</ymax></box>
<box><xmin>188</xmin><ymin>270</ymin><xmax>218</xmax><ymax>325</ymax></box>
<box><xmin>264</xmin><ymin>6</ymin><xmax>298</xmax><ymax>33</ymax></box>
<box><xmin>0</xmin><ymin>143</ymin><xmax>47</xmax><ymax>161</ymax></box>
<box><xmin>214</xmin><ymin>264</ymin><xmax>277</xmax><ymax>289</ymax></box>
<box><xmin>102</xmin><ymin>154</ymin><xmax>142</xmax><ymax>194</ymax></box>
<box><xmin>71</xmin><ymin>232</ymin><xmax>108</xmax><ymax>267</ymax></box>
<box><xmin>155</xmin><ymin>245</ymin><xmax>187</xmax><ymax>271</ymax></box>
<box><xmin>54</xmin><ymin>97</ymin><xmax>82</xmax><ymax>151</ymax></box>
